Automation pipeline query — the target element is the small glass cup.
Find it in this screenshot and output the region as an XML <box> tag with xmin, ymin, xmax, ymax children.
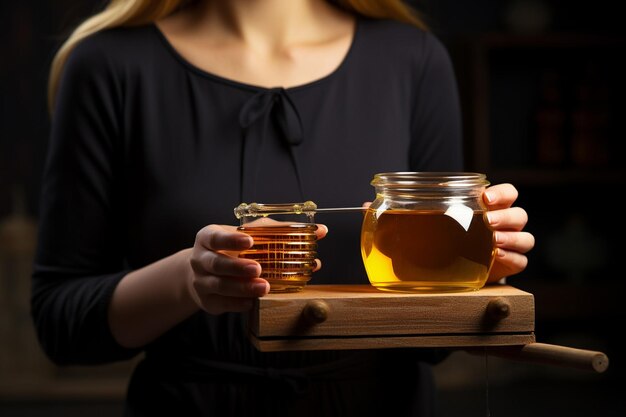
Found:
<box><xmin>234</xmin><ymin>201</ymin><xmax>318</xmax><ymax>293</ymax></box>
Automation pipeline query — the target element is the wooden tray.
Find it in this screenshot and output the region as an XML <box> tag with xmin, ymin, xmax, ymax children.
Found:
<box><xmin>248</xmin><ymin>283</ymin><xmax>535</xmax><ymax>352</ymax></box>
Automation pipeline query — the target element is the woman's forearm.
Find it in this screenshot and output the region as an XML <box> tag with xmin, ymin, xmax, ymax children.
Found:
<box><xmin>108</xmin><ymin>248</ymin><xmax>199</xmax><ymax>348</ymax></box>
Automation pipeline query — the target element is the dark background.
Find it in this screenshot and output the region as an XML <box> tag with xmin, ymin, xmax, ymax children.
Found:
<box><xmin>1</xmin><ymin>0</ymin><xmax>625</xmax><ymax>416</ymax></box>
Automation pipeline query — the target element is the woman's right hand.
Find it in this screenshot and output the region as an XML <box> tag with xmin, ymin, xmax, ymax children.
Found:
<box><xmin>187</xmin><ymin>224</ymin><xmax>269</xmax><ymax>315</ymax></box>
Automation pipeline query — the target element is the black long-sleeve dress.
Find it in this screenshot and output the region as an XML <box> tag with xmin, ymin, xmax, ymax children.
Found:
<box><xmin>32</xmin><ymin>15</ymin><xmax>463</xmax><ymax>417</ymax></box>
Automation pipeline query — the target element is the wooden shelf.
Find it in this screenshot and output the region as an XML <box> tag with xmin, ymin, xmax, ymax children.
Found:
<box><xmin>248</xmin><ymin>284</ymin><xmax>611</xmax><ymax>373</ymax></box>
<box><xmin>248</xmin><ymin>284</ymin><xmax>535</xmax><ymax>352</ymax></box>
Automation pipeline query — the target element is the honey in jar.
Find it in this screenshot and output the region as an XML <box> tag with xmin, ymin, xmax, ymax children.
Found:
<box><xmin>361</xmin><ymin>172</ymin><xmax>496</xmax><ymax>293</ymax></box>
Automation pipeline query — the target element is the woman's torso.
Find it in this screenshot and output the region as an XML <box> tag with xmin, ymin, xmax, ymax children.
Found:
<box><xmin>68</xmin><ymin>15</ymin><xmax>461</xmax><ymax>365</ymax></box>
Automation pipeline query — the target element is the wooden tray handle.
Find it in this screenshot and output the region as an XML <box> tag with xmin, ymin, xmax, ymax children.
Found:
<box><xmin>469</xmin><ymin>343</ymin><xmax>609</xmax><ymax>373</ymax></box>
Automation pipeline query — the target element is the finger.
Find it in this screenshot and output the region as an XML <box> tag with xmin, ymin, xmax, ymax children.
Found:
<box><xmin>487</xmin><ymin>248</ymin><xmax>529</xmax><ymax>283</ymax></box>
<box><xmin>313</xmin><ymin>258</ymin><xmax>322</xmax><ymax>272</ymax></box>
<box><xmin>196</xmin><ymin>224</ymin><xmax>253</xmax><ymax>252</ymax></box>
<box><xmin>191</xmin><ymin>250</ymin><xmax>261</xmax><ymax>278</ymax></box>
<box><xmin>486</xmin><ymin>207</ymin><xmax>528</xmax><ymax>231</ymax></box>
<box><xmin>494</xmin><ymin>231</ymin><xmax>535</xmax><ymax>254</ymax></box>
<box><xmin>315</xmin><ymin>224</ymin><xmax>329</xmax><ymax>240</ymax></box>
<box><xmin>483</xmin><ymin>183</ymin><xmax>518</xmax><ymax>210</ymax></box>
<box><xmin>193</xmin><ymin>275</ymin><xmax>269</xmax><ymax>300</ymax></box>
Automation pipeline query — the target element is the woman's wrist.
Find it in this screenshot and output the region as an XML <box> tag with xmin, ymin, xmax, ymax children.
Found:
<box><xmin>108</xmin><ymin>248</ymin><xmax>201</xmax><ymax>348</ymax></box>
<box><xmin>176</xmin><ymin>247</ymin><xmax>201</xmax><ymax>312</ymax></box>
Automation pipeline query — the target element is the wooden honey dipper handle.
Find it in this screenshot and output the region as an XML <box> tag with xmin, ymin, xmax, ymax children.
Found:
<box><xmin>482</xmin><ymin>343</ymin><xmax>609</xmax><ymax>373</ymax></box>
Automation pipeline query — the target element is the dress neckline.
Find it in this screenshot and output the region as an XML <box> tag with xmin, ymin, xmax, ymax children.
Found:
<box><xmin>150</xmin><ymin>17</ymin><xmax>360</xmax><ymax>93</ymax></box>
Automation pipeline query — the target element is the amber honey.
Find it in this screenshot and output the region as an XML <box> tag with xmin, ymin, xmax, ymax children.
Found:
<box><xmin>238</xmin><ymin>224</ymin><xmax>318</xmax><ymax>293</ymax></box>
<box><xmin>361</xmin><ymin>209</ymin><xmax>495</xmax><ymax>293</ymax></box>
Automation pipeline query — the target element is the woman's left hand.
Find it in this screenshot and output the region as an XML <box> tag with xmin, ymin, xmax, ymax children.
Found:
<box><xmin>483</xmin><ymin>183</ymin><xmax>535</xmax><ymax>283</ymax></box>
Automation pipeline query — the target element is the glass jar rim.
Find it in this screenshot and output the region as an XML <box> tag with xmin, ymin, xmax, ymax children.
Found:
<box><xmin>371</xmin><ymin>172</ymin><xmax>489</xmax><ymax>188</ymax></box>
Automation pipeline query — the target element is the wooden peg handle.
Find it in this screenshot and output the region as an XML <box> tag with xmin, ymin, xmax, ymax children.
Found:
<box><xmin>486</xmin><ymin>297</ymin><xmax>511</xmax><ymax>320</ymax></box>
<box><xmin>302</xmin><ymin>300</ymin><xmax>330</xmax><ymax>324</ymax></box>
<box><xmin>481</xmin><ymin>343</ymin><xmax>609</xmax><ymax>373</ymax></box>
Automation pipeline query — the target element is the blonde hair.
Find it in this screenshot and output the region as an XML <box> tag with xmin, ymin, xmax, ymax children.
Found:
<box><xmin>48</xmin><ymin>0</ymin><xmax>426</xmax><ymax>112</ymax></box>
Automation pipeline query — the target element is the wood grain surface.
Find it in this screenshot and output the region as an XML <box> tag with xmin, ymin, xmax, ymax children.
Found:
<box><xmin>248</xmin><ymin>284</ymin><xmax>536</xmax><ymax>351</ymax></box>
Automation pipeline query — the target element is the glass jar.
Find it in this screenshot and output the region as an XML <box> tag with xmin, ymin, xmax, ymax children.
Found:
<box><xmin>360</xmin><ymin>172</ymin><xmax>496</xmax><ymax>293</ymax></box>
<box><xmin>234</xmin><ymin>201</ymin><xmax>318</xmax><ymax>293</ymax></box>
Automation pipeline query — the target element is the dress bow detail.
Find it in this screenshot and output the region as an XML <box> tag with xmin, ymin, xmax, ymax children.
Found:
<box><xmin>237</xmin><ymin>88</ymin><xmax>306</xmax><ymax>202</ymax></box>
<box><xmin>238</xmin><ymin>87</ymin><xmax>303</xmax><ymax>146</ymax></box>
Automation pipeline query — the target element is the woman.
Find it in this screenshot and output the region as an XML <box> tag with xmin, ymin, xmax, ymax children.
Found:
<box><xmin>33</xmin><ymin>0</ymin><xmax>535</xmax><ymax>415</ymax></box>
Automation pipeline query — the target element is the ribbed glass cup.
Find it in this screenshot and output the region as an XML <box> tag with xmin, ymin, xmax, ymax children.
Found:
<box><xmin>234</xmin><ymin>202</ymin><xmax>318</xmax><ymax>293</ymax></box>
